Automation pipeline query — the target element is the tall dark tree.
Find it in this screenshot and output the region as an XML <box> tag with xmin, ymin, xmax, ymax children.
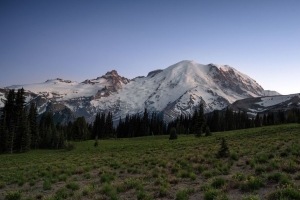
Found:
<box><xmin>255</xmin><ymin>113</ymin><xmax>261</xmax><ymax>127</ymax></box>
<box><xmin>28</xmin><ymin>103</ymin><xmax>39</xmax><ymax>149</ymax></box>
<box><xmin>72</xmin><ymin>117</ymin><xmax>89</xmax><ymax>141</ymax></box>
<box><xmin>211</xmin><ymin>110</ymin><xmax>220</xmax><ymax>132</ymax></box>
<box><xmin>105</xmin><ymin>112</ymin><xmax>114</xmax><ymax>138</ymax></box>
<box><xmin>0</xmin><ymin>114</ymin><xmax>8</xmax><ymax>153</ymax></box>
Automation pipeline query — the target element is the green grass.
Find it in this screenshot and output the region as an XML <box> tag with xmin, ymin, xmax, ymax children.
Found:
<box><xmin>0</xmin><ymin>124</ymin><xmax>300</xmax><ymax>199</ymax></box>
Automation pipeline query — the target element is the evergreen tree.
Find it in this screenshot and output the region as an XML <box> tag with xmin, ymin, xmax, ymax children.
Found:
<box><xmin>71</xmin><ymin>117</ymin><xmax>89</xmax><ymax>141</ymax></box>
<box><xmin>141</xmin><ymin>108</ymin><xmax>149</xmax><ymax>136</ymax></box>
<box><xmin>217</xmin><ymin>138</ymin><xmax>230</xmax><ymax>158</ymax></box>
<box><xmin>28</xmin><ymin>103</ymin><xmax>39</xmax><ymax>149</ymax></box>
<box><xmin>211</xmin><ymin>110</ymin><xmax>220</xmax><ymax>132</ymax></box>
<box><xmin>205</xmin><ymin>126</ymin><xmax>211</xmax><ymax>137</ymax></box>
<box><xmin>19</xmin><ymin>109</ymin><xmax>30</xmax><ymax>152</ymax></box>
<box><xmin>255</xmin><ymin>113</ymin><xmax>261</xmax><ymax>127</ymax></box>
<box><xmin>105</xmin><ymin>112</ymin><xmax>114</xmax><ymax>138</ymax></box>
<box><xmin>0</xmin><ymin>114</ymin><xmax>8</xmax><ymax>153</ymax></box>
<box><xmin>169</xmin><ymin>127</ymin><xmax>177</xmax><ymax>140</ymax></box>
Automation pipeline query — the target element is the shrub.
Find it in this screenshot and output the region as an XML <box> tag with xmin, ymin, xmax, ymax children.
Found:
<box><xmin>242</xmin><ymin>195</ymin><xmax>261</xmax><ymax>200</ymax></box>
<box><xmin>175</xmin><ymin>188</ymin><xmax>195</xmax><ymax>200</ymax></box>
<box><xmin>100</xmin><ymin>183</ymin><xmax>114</xmax><ymax>195</ymax></box>
<box><xmin>267</xmin><ymin>172</ymin><xmax>282</xmax><ymax>183</ymax></box>
<box><xmin>255</xmin><ymin>165</ymin><xmax>266</xmax><ymax>175</ymax></box>
<box><xmin>66</xmin><ymin>182</ymin><xmax>80</xmax><ymax>191</ymax></box>
<box><xmin>0</xmin><ymin>181</ymin><xmax>6</xmax><ymax>189</ymax></box>
<box><xmin>55</xmin><ymin>188</ymin><xmax>68</xmax><ymax>199</ymax></box>
<box><xmin>267</xmin><ymin>186</ymin><xmax>300</xmax><ymax>200</ymax></box>
<box><xmin>211</xmin><ymin>177</ymin><xmax>226</xmax><ymax>188</ymax></box>
<box><xmin>240</xmin><ymin>176</ymin><xmax>264</xmax><ymax>192</ymax></box>
<box><xmin>5</xmin><ymin>191</ymin><xmax>21</xmax><ymax>200</ymax></box>
<box><xmin>64</xmin><ymin>141</ymin><xmax>75</xmax><ymax>151</ymax></box>
<box><xmin>169</xmin><ymin>127</ymin><xmax>177</xmax><ymax>140</ymax></box>
<box><xmin>281</xmin><ymin>160</ymin><xmax>298</xmax><ymax>173</ymax></box>
<box><xmin>43</xmin><ymin>179</ymin><xmax>52</xmax><ymax>190</ymax></box>
<box><xmin>158</xmin><ymin>186</ymin><xmax>169</xmax><ymax>197</ymax></box>
<box><xmin>203</xmin><ymin>171</ymin><xmax>213</xmax><ymax>179</ymax></box>
<box><xmin>217</xmin><ymin>138</ymin><xmax>230</xmax><ymax>158</ymax></box>
<box><xmin>205</xmin><ymin>127</ymin><xmax>211</xmax><ymax>137</ymax></box>
<box><xmin>100</xmin><ymin>173</ymin><xmax>116</xmax><ymax>183</ymax></box>
<box><xmin>204</xmin><ymin>189</ymin><xmax>219</xmax><ymax>200</ymax></box>
<box><xmin>136</xmin><ymin>190</ymin><xmax>152</xmax><ymax>200</ymax></box>
<box><xmin>255</xmin><ymin>153</ymin><xmax>268</xmax><ymax>164</ymax></box>
<box><xmin>230</xmin><ymin>152</ymin><xmax>239</xmax><ymax>161</ymax></box>
<box><xmin>232</xmin><ymin>173</ymin><xmax>245</xmax><ymax>181</ymax></box>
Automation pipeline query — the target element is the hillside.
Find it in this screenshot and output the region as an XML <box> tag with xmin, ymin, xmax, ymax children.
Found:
<box><xmin>228</xmin><ymin>93</ymin><xmax>300</xmax><ymax>116</ymax></box>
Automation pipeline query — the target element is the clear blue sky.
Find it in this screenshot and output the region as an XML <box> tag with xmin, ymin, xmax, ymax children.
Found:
<box><xmin>0</xmin><ymin>0</ymin><xmax>299</xmax><ymax>95</ymax></box>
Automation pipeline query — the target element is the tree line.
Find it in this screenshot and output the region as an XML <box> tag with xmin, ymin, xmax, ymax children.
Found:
<box><xmin>0</xmin><ymin>89</ymin><xmax>91</xmax><ymax>154</ymax></box>
<box><xmin>167</xmin><ymin>104</ymin><xmax>300</xmax><ymax>137</ymax></box>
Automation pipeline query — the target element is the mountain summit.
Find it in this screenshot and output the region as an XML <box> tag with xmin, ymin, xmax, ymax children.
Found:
<box><xmin>0</xmin><ymin>60</ymin><xmax>278</xmax><ymax>123</ymax></box>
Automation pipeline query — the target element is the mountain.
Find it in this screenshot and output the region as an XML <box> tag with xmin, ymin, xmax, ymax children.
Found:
<box><xmin>0</xmin><ymin>60</ymin><xmax>280</xmax><ymax>123</ymax></box>
<box><xmin>227</xmin><ymin>93</ymin><xmax>300</xmax><ymax>116</ymax></box>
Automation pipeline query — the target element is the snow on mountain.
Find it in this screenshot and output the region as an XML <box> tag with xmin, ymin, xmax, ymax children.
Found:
<box><xmin>263</xmin><ymin>90</ymin><xmax>281</xmax><ymax>96</ymax></box>
<box><xmin>228</xmin><ymin>93</ymin><xmax>300</xmax><ymax>116</ymax></box>
<box><xmin>0</xmin><ymin>60</ymin><xmax>280</xmax><ymax>123</ymax></box>
<box><xmin>0</xmin><ymin>89</ymin><xmax>6</xmax><ymax>108</ymax></box>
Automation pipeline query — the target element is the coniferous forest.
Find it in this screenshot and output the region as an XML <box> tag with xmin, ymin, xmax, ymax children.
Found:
<box><xmin>1</xmin><ymin>89</ymin><xmax>300</xmax><ymax>154</ymax></box>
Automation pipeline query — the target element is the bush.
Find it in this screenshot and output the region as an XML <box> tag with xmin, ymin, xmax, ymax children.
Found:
<box><xmin>169</xmin><ymin>127</ymin><xmax>177</xmax><ymax>140</ymax></box>
<box><xmin>0</xmin><ymin>181</ymin><xmax>6</xmax><ymax>189</ymax></box>
<box><xmin>100</xmin><ymin>173</ymin><xmax>116</xmax><ymax>183</ymax></box>
<box><xmin>255</xmin><ymin>165</ymin><xmax>266</xmax><ymax>175</ymax></box>
<box><xmin>205</xmin><ymin>127</ymin><xmax>211</xmax><ymax>137</ymax></box>
<box><xmin>43</xmin><ymin>179</ymin><xmax>52</xmax><ymax>190</ymax></box>
<box><xmin>64</xmin><ymin>141</ymin><xmax>75</xmax><ymax>151</ymax></box>
<box><xmin>5</xmin><ymin>191</ymin><xmax>21</xmax><ymax>200</ymax></box>
<box><xmin>175</xmin><ymin>188</ymin><xmax>195</xmax><ymax>200</ymax></box>
<box><xmin>66</xmin><ymin>182</ymin><xmax>80</xmax><ymax>191</ymax></box>
<box><xmin>217</xmin><ymin>138</ymin><xmax>230</xmax><ymax>158</ymax></box>
<box><xmin>243</xmin><ymin>195</ymin><xmax>261</xmax><ymax>200</ymax></box>
<box><xmin>55</xmin><ymin>188</ymin><xmax>68</xmax><ymax>199</ymax></box>
<box><xmin>240</xmin><ymin>176</ymin><xmax>264</xmax><ymax>192</ymax></box>
<box><xmin>211</xmin><ymin>177</ymin><xmax>226</xmax><ymax>188</ymax></box>
<box><xmin>204</xmin><ymin>189</ymin><xmax>219</xmax><ymax>200</ymax></box>
<box><xmin>281</xmin><ymin>160</ymin><xmax>298</xmax><ymax>173</ymax></box>
<box><xmin>267</xmin><ymin>186</ymin><xmax>300</xmax><ymax>200</ymax></box>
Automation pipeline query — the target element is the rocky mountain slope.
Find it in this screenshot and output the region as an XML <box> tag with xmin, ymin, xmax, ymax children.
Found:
<box><xmin>228</xmin><ymin>93</ymin><xmax>300</xmax><ymax>116</ymax></box>
<box><xmin>0</xmin><ymin>60</ymin><xmax>280</xmax><ymax>123</ymax></box>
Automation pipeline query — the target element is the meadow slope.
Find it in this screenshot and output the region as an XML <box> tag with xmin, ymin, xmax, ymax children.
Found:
<box><xmin>1</xmin><ymin>124</ymin><xmax>300</xmax><ymax>200</ymax></box>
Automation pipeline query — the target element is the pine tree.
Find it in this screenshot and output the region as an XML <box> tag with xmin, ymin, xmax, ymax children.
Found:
<box><xmin>169</xmin><ymin>127</ymin><xmax>177</xmax><ymax>140</ymax></box>
<box><xmin>19</xmin><ymin>110</ymin><xmax>30</xmax><ymax>152</ymax></box>
<box><xmin>205</xmin><ymin>126</ymin><xmax>211</xmax><ymax>137</ymax></box>
<box><xmin>105</xmin><ymin>112</ymin><xmax>114</xmax><ymax>139</ymax></box>
<box><xmin>211</xmin><ymin>110</ymin><xmax>220</xmax><ymax>132</ymax></box>
<box><xmin>217</xmin><ymin>138</ymin><xmax>230</xmax><ymax>158</ymax></box>
<box><xmin>142</xmin><ymin>108</ymin><xmax>149</xmax><ymax>136</ymax></box>
<box><xmin>28</xmin><ymin>103</ymin><xmax>39</xmax><ymax>149</ymax></box>
<box><xmin>0</xmin><ymin>115</ymin><xmax>8</xmax><ymax>153</ymax></box>
<box><xmin>255</xmin><ymin>113</ymin><xmax>261</xmax><ymax>127</ymax></box>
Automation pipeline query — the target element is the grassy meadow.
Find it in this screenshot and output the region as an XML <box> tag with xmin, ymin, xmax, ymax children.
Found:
<box><xmin>1</xmin><ymin>124</ymin><xmax>300</xmax><ymax>200</ymax></box>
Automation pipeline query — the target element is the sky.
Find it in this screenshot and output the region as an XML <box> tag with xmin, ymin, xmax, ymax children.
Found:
<box><xmin>0</xmin><ymin>0</ymin><xmax>299</xmax><ymax>95</ymax></box>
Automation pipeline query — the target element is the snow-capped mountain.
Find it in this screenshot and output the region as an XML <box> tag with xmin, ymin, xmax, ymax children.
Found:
<box><xmin>0</xmin><ymin>60</ymin><xmax>280</xmax><ymax>123</ymax></box>
<box><xmin>228</xmin><ymin>93</ymin><xmax>300</xmax><ymax>116</ymax></box>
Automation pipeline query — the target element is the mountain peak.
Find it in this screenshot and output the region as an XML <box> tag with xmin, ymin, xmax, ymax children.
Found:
<box><xmin>105</xmin><ymin>70</ymin><xmax>119</xmax><ymax>76</ymax></box>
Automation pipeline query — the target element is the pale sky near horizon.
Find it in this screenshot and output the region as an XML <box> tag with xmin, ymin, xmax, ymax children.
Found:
<box><xmin>0</xmin><ymin>0</ymin><xmax>299</xmax><ymax>95</ymax></box>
